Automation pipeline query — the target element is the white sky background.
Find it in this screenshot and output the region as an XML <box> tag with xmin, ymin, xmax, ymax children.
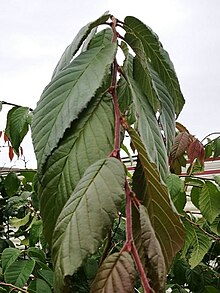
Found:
<box><xmin>0</xmin><ymin>0</ymin><xmax>220</xmax><ymax>168</ymax></box>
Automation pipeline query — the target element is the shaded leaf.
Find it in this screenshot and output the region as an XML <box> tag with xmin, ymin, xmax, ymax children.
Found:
<box><xmin>32</xmin><ymin>42</ymin><xmax>117</xmax><ymax>171</ymax></box>
<box><xmin>27</xmin><ymin>247</ymin><xmax>46</xmax><ymax>263</ymax></box>
<box><xmin>4</xmin><ymin>172</ymin><xmax>20</xmax><ymax>196</ymax></box>
<box><xmin>199</xmin><ymin>181</ymin><xmax>220</xmax><ymax>223</ymax></box>
<box><xmin>90</xmin><ymin>252</ymin><xmax>136</xmax><ymax>293</ymax></box>
<box><xmin>5</xmin><ymin>107</ymin><xmax>29</xmax><ymax>154</ymax></box>
<box><xmin>128</xmin><ymin>126</ymin><xmax>184</xmax><ymax>270</ymax></box>
<box><xmin>139</xmin><ymin>205</ymin><xmax>166</xmax><ymax>291</ymax></box>
<box><xmin>4</xmin><ymin>259</ymin><xmax>35</xmax><ymax>288</ymax></box>
<box><xmin>39</xmin><ymin>92</ymin><xmax>114</xmax><ymax>244</ymax></box>
<box><xmin>38</xmin><ymin>270</ymin><xmax>54</xmax><ymax>287</ymax></box>
<box><xmin>52</xmin><ymin>12</ymin><xmax>110</xmax><ymax>78</ymax></box>
<box><xmin>28</xmin><ymin>278</ymin><xmax>52</xmax><ymax>293</ymax></box>
<box><xmin>1</xmin><ymin>248</ymin><xmax>21</xmax><ymax>273</ymax></box>
<box><xmin>124</xmin><ymin>16</ymin><xmax>184</xmax><ymax>116</ymax></box>
<box><xmin>52</xmin><ymin>158</ymin><xmax>125</xmax><ymax>292</ymax></box>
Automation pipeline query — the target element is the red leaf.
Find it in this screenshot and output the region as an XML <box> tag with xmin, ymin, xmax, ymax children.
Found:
<box><xmin>9</xmin><ymin>146</ymin><xmax>14</xmax><ymax>161</ymax></box>
<box><xmin>0</xmin><ymin>131</ymin><xmax>2</xmax><ymax>138</ymax></box>
<box><xmin>187</xmin><ymin>138</ymin><xmax>204</xmax><ymax>164</ymax></box>
<box><xmin>170</xmin><ymin>132</ymin><xmax>191</xmax><ymax>161</ymax></box>
<box><xmin>4</xmin><ymin>132</ymin><xmax>9</xmax><ymax>142</ymax></box>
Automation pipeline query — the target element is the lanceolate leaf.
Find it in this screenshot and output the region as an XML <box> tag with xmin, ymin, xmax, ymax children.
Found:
<box><xmin>182</xmin><ymin>220</ymin><xmax>212</xmax><ymax>268</ymax></box>
<box><xmin>52</xmin><ymin>12</ymin><xmax>110</xmax><ymax>78</ymax></box>
<box><xmin>139</xmin><ymin>205</ymin><xmax>166</xmax><ymax>292</ymax></box>
<box><xmin>39</xmin><ymin>92</ymin><xmax>115</xmax><ymax>244</ymax></box>
<box><xmin>129</xmin><ymin>126</ymin><xmax>184</xmax><ymax>270</ymax></box>
<box><xmin>149</xmin><ymin>65</ymin><xmax>176</xmax><ymax>153</ymax></box>
<box><xmin>125</xmin><ymin>75</ymin><xmax>169</xmax><ymax>182</ymax></box>
<box><xmin>5</xmin><ymin>106</ymin><xmax>29</xmax><ymax>154</ymax></box>
<box><xmin>90</xmin><ymin>252</ymin><xmax>135</xmax><ymax>293</ymax></box>
<box><xmin>32</xmin><ymin>43</ymin><xmax>117</xmax><ymax>171</ymax></box>
<box><xmin>52</xmin><ymin>158</ymin><xmax>125</xmax><ymax>292</ymax></box>
<box><xmin>199</xmin><ymin>181</ymin><xmax>220</xmax><ymax>223</ymax></box>
<box><xmin>124</xmin><ymin>16</ymin><xmax>185</xmax><ymax>116</ymax></box>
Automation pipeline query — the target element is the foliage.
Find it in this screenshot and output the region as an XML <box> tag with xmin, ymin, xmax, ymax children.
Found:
<box><xmin>0</xmin><ymin>12</ymin><xmax>220</xmax><ymax>293</ymax></box>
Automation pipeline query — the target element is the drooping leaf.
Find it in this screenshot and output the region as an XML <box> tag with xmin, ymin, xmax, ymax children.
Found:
<box><xmin>5</xmin><ymin>107</ymin><xmax>29</xmax><ymax>154</ymax></box>
<box><xmin>128</xmin><ymin>126</ymin><xmax>184</xmax><ymax>270</ymax></box>
<box><xmin>210</xmin><ymin>215</ymin><xmax>220</xmax><ymax>235</ymax></box>
<box><xmin>170</xmin><ymin>132</ymin><xmax>191</xmax><ymax>162</ymax></box>
<box><xmin>9</xmin><ymin>212</ymin><xmax>31</xmax><ymax>228</ymax></box>
<box><xmin>190</xmin><ymin>186</ymin><xmax>201</xmax><ymax>210</ymax></box>
<box><xmin>166</xmin><ymin>174</ymin><xmax>186</xmax><ymax>213</ymax></box>
<box><xmin>187</xmin><ymin>138</ymin><xmax>205</xmax><ymax>164</ymax></box>
<box><xmin>52</xmin><ymin>158</ymin><xmax>125</xmax><ymax>292</ymax></box>
<box><xmin>88</xmin><ymin>28</ymin><xmax>113</xmax><ymax>49</ymax></box>
<box><xmin>1</xmin><ymin>248</ymin><xmax>21</xmax><ymax>273</ymax></box>
<box><xmin>52</xmin><ymin>12</ymin><xmax>110</xmax><ymax>78</ymax></box>
<box><xmin>149</xmin><ymin>64</ymin><xmax>176</xmax><ymax>153</ymax></box>
<box><xmin>39</xmin><ymin>92</ymin><xmax>114</xmax><ymax>244</ymax></box>
<box><xmin>139</xmin><ymin>205</ymin><xmax>166</xmax><ymax>291</ymax></box>
<box><xmin>124</xmin><ymin>73</ymin><xmax>169</xmax><ymax>182</ymax></box>
<box><xmin>124</xmin><ymin>16</ymin><xmax>185</xmax><ymax>116</ymax></box>
<box><xmin>4</xmin><ymin>172</ymin><xmax>20</xmax><ymax>196</ymax></box>
<box><xmin>27</xmin><ymin>247</ymin><xmax>46</xmax><ymax>263</ymax></box>
<box><xmin>182</xmin><ymin>220</ymin><xmax>212</xmax><ymax>268</ymax></box>
<box><xmin>28</xmin><ymin>278</ymin><xmax>52</xmax><ymax>293</ymax></box>
<box><xmin>4</xmin><ymin>259</ymin><xmax>35</xmax><ymax>288</ymax></box>
<box><xmin>90</xmin><ymin>252</ymin><xmax>136</xmax><ymax>293</ymax></box>
<box><xmin>199</xmin><ymin>181</ymin><xmax>220</xmax><ymax>223</ymax></box>
<box><xmin>32</xmin><ymin>42</ymin><xmax>117</xmax><ymax>171</ymax></box>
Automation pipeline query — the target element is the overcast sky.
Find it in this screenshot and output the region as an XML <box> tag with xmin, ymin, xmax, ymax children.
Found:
<box><xmin>0</xmin><ymin>0</ymin><xmax>220</xmax><ymax>168</ymax></box>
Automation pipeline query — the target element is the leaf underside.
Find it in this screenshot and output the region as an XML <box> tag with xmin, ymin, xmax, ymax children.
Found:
<box><xmin>52</xmin><ymin>158</ymin><xmax>126</xmax><ymax>292</ymax></box>
<box><xmin>91</xmin><ymin>252</ymin><xmax>136</xmax><ymax>293</ymax></box>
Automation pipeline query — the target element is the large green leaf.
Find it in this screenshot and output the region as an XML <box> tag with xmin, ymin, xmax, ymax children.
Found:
<box><xmin>125</xmin><ymin>74</ymin><xmax>169</xmax><ymax>182</ymax></box>
<box><xmin>182</xmin><ymin>220</ymin><xmax>212</xmax><ymax>268</ymax></box>
<box><xmin>28</xmin><ymin>278</ymin><xmax>52</xmax><ymax>293</ymax></box>
<box><xmin>4</xmin><ymin>259</ymin><xmax>35</xmax><ymax>288</ymax></box>
<box><xmin>139</xmin><ymin>205</ymin><xmax>166</xmax><ymax>292</ymax></box>
<box><xmin>39</xmin><ymin>92</ymin><xmax>114</xmax><ymax>244</ymax></box>
<box><xmin>32</xmin><ymin>43</ymin><xmax>117</xmax><ymax>171</ymax></box>
<box><xmin>199</xmin><ymin>181</ymin><xmax>220</xmax><ymax>223</ymax></box>
<box><xmin>52</xmin><ymin>158</ymin><xmax>125</xmax><ymax>292</ymax></box>
<box><xmin>90</xmin><ymin>252</ymin><xmax>136</xmax><ymax>293</ymax></box>
<box><xmin>129</xmin><ymin>126</ymin><xmax>184</xmax><ymax>270</ymax></box>
<box><xmin>124</xmin><ymin>16</ymin><xmax>185</xmax><ymax>116</ymax></box>
<box><xmin>52</xmin><ymin>12</ymin><xmax>110</xmax><ymax>78</ymax></box>
<box><xmin>88</xmin><ymin>28</ymin><xmax>113</xmax><ymax>49</ymax></box>
<box><xmin>1</xmin><ymin>248</ymin><xmax>21</xmax><ymax>273</ymax></box>
<box><xmin>5</xmin><ymin>106</ymin><xmax>29</xmax><ymax>154</ymax></box>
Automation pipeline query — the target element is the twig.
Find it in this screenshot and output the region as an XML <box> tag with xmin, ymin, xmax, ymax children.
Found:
<box><xmin>0</xmin><ymin>282</ymin><xmax>28</xmax><ymax>293</ymax></box>
<box><xmin>1</xmin><ymin>101</ymin><xmax>33</xmax><ymax>111</ymax></box>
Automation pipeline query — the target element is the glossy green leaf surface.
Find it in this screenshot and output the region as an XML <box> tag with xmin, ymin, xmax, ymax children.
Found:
<box><xmin>129</xmin><ymin>126</ymin><xmax>184</xmax><ymax>270</ymax></box>
<box><xmin>52</xmin><ymin>158</ymin><xmax>125</xmax><ymax>292</ymax></box>
<box><xmin>5</xmin><ymin>106</ymin><xmax>29</xmax><ymax>154</ymax></box>
<box><xmin>182</xmin><ymin>220</ymin><xmax>212</xmax><ymax>268</ymax></box>
<box><xmin>4</xmin><ymin>259</ymin><xmax>35</xmax><ymax>288</ymax></box>
<box><xmin>39</xmin><ymin>92</ymin><xmax>114</xmax><ymax>244</ymax></box>
<box><xmin>124</xmin><ymin>16</ymin><xmax>185</xmax><ymax>116</ymax></box>
<box><xmin>52</xmin><ymin>12</ymin><xmax>110</xmax><ymax>78</ymax></box>
<box><xmin>32</xmin><ymin>43</ymin><xmax>116</xmax><ymax>171</ymax></box>
<box><xmin>90</xmin><ymin>252</ymin><xmax>135</xmax><ymax>293</ymax></box>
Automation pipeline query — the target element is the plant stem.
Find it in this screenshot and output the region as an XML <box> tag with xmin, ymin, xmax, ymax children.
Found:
<box><xmin>1</xmin><ymin>101</ymin><xmax>33</xmax><ymax>111</ymax></box>
<box><xmin>0</xmin><ymin>282</ymin><xmax>28</xmax><ymax>293</ymax></box>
